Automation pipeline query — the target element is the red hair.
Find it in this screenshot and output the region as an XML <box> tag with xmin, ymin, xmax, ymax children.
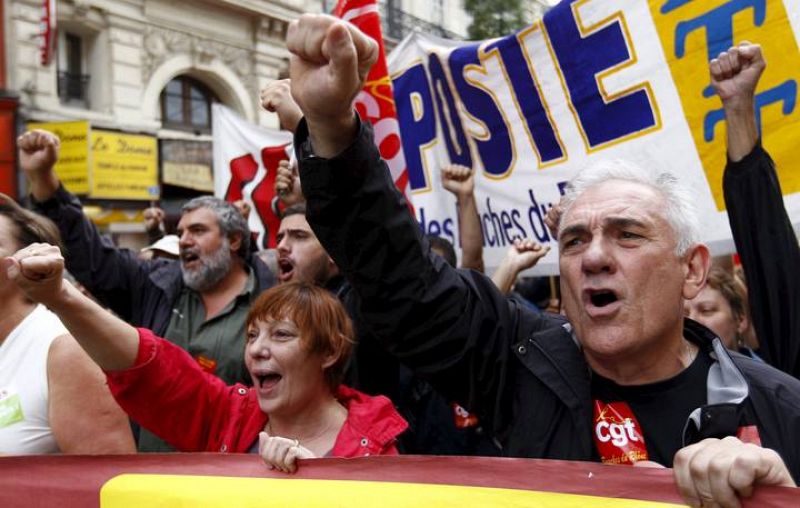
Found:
<box><xmin>246</xmin><ymin>282</ymin><xmax>354</xmax><ymax>389</ymax></box>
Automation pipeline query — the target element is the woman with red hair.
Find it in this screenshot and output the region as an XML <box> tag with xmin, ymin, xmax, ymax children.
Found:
<box><xmin>4</xmin><ymin>243</ymin><xmax>406</xmax><ymax>472</ymax></box>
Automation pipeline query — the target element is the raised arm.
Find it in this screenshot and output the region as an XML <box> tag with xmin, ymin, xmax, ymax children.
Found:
<box><xmin>260</xmin><ymin>79</ymin><xmax>303</xmax><ymax>134</ymax></box>
<box><xmin>18</xmin><ymin>130</ymin><xmax>153</xmax><ymax>321</ymax></box>
<box><xmin>4</xmin><ymin>243</ymin><xmax>243</xmax><ymax>452</ymax></box>
<box><xmin>143</xmin><ymin>206</ymin><xmax>166</xmax><ymax>245</ymax></box>
<box><xmin>3</xmin><ymin>243</ymin><xmax>139</xmax><ymax>370</ymax></box>
<box><xmin>18</xmin><ymin>130</ymin><xmax>61</xmax><ymax>202</ymax></box>
<box><xmin>713</xmin><ymin>42</ymin><xmax>800</xmax><ymax>377</ymax></box>
<box><xmin>286</xmin><ymin>14</ymin><xmax>373</xmax><ymax>157</ymax></box>
<box><xmin>491</xmin><ymin>239</ymin><xmax>550</xmax><ymax>294</ymax></box>
<box><xmin>288</xmin><ymin>15</ymin><xmax>555</xmax><ymax>433</ymax></box>
<box><xmin>441</xmin><ymin>164</ymin><xmax>484</xmax><ymax>271</ymax></box>
<box><xmin>274</xmin><ymin>159</ymin><xmax>305</xmax><ymax>207</ymax></box>
<box><xmin>710</xmin><ymin>43</ymin><xmax>761</xmax><ymax>161</ymax></box>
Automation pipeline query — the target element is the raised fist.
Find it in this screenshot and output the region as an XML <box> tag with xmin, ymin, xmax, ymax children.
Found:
<box><xmin>441</xmin><ymin>164</ymin><xmax>475</xmax><ymax>200</ymax></box>
<box><xmin>260</xmin><ymin>79</ymin><xmax>303</xmax><ymax>133</ymax></box>
<box><xmin>287</xmin><ymin>14</ymin><xmax>377</xmax><ymax>156</ymax></box>
<box><xmin>710</xmin><ymin>42</ymin><xmax>765</xmax><ymax>109</ymax></box>
<box><xmin>18</xmin><ymin>130</ymin><xmax>60</xmax><ymax>179</ymax></box>
<box><xmin>3</xmin><ymin>243</ymin><xmax>66</xmax><ymax>306</ymax></box>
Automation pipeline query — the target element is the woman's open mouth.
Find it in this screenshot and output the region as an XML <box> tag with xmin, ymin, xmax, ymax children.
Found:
<box><xmin>255</xmin><ymin>372</ymin><xmax>283</xmax><ymax>391</ymax></box>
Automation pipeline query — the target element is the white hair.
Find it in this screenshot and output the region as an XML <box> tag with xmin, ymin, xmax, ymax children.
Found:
<box><xmin>559</xmin><ymin>159</ymin><xmax>701</xmax><ymax>256</ymax></box>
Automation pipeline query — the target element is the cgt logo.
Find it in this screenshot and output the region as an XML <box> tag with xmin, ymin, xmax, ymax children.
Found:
<box><xmin>593</xmin><ymin>400</ymin><xmax>648</xmax><ymax>465</ymax></box>
<box><xmin>595</xmin><ymin>418</ymin><xmax>640</xmax><ymax>448</ymax></box>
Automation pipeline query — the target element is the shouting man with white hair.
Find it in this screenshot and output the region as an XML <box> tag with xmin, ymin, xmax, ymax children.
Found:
<box><xmin>284</xmin><ymin>14</ymin><xmax>799</xmax><ymax>507</ymax></box>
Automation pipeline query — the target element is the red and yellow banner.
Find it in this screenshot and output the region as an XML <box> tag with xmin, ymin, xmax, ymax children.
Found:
<box><xmin>0</xmin><ymin>454</ymin><xmax>795</xmax><ymax>507</ymax></box>
<box><xmin>334</xmin><ymin>0</ymin><xmax>413</xmax><ymax>208</ymax></box>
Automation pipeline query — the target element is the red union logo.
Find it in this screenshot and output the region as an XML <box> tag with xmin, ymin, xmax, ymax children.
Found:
<box><xmin>595</xmin><ymin>418</ymin><xmax>641</xmax><ymax>448</ymax></box>
<box><xmin>593</xmin><ymin>400</ymin><xmax>648</xmax><ymax>465</ymax></box>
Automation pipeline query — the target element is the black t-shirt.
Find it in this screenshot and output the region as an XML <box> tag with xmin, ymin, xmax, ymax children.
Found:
<box><xmin>591</xmin><ymin>350</ymin><xmax>713</xmax><ymax>467</ymax></box>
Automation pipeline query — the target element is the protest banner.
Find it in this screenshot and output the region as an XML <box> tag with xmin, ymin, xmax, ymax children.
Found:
<box><xmin>212</xmin><ymin>0</ymin><xmax>410</xmax><ymax>247</ymax></box>
<box><xmin>1</xmin><ymin>454</ymin><xmax>795</xmax><ymax>507</ymax></box>
<box><xmin>212</xmin><ymin>103</ymin><xmax>292</xmax><ymax>249</ymax></box>
<box><xmin>388</xmin><ymin>0</ymin><xmax>800</xmax><ymax>273</ymax></box>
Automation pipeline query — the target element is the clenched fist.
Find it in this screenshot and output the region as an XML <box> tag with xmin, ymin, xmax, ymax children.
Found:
<box><xmin>3</xmin><ymin>243</ymin><xmax>66</xmax><ymax>306</ymax></box>
<box><xmin>18</xmin><ymin>130</ymin><xmax>62</xmax><ymax>201</ymax></box>
<box><xmin>287</xmin><ymin>14</ymin><xmax>377</xmax><ymax>158</ymax></box>
<box><xmin>260</xmin><ymin>79</ymin><xmax>303</xmax><ymax>133</ymax></box>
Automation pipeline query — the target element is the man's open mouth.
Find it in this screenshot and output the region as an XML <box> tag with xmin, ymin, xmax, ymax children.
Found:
<box><xmin>589</xmin><ymin>290</ymin><xmax>619</xmax><ymax>308</ymax></box>
<box><xmin>181</xmin><ymin>252</ymin><xmax>200</xmax><ymax>265</ymax></box>
<box><xmin>582</xmin><ymin>288</ymin><xmax>622</xmax><ymax>317</ymax></box>
<box><xmin>278</xmin><ymin>258</ymin><xmax>294</xmax><ymax>280</ymax></box>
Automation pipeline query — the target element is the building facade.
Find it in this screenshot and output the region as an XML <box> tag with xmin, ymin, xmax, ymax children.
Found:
<box><xmin>4</xmin><ymin>0</ymin><xmax>547</xmax><ymax>245</ymax></box>
<box><xmin>4</xmin><ymin>0</ymin><xmax>324</xmax><ymax>244</ymax></box>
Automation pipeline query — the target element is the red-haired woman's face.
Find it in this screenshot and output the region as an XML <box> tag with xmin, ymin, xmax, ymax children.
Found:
<box><xmin>244</xmin><ymin>318</ymin><xmax>335</xmax><ymax>417</ymax></box>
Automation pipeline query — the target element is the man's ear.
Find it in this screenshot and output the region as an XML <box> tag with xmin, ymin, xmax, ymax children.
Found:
<box><xmin>682</xmin><ymin>243</ymin><xmax>710</xmax><ymax>299</ymax></box>
<box><xmin>326</xmin><ymin>255</ymin><xmax>339</xmax><ymax>275</ymax></box>
<box><xmin>229</xmin><ymin>232</ymin><xmax>243</xmax><ymax>254</ymax></box>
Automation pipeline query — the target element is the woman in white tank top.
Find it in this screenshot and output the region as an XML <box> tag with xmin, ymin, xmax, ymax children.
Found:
<box><xmin>0</xmin><ymin>190</ymin><xmax>134</xmax><ymax>455</ymax></box>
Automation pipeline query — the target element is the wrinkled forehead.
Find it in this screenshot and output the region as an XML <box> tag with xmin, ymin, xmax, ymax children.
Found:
<box><xmin>561</xmin><ymin>180</ymin><xmax>668</xmax><ymax>230</ymax></box>
<box><xmin>178</xmin><ymin>206</ymin><xmax>220</xmax><ymax>229</ymax></box>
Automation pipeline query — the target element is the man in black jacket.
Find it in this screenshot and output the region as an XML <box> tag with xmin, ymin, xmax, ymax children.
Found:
<box><xmin>713</xmin><ymin>42</ymin><xmax>800</xmax><ymax>379</ymax></box>
<box><xmin>18</xmin><ymin>130</ymin><xmax>275</xmax><ymax>450</ymax></box>
<box><xmin>285</xmin><ymin>14</ymin><xmax>798</xmax><ymax>507</ymax></box>
<box><xmin>275</xmin><ymin>203</ymin><xmax>496</xmax><ymax>456</ymax></box>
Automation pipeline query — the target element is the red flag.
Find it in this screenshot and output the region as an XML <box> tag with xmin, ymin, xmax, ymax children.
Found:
<box><xmin>333</xmin><ymin>0</ymin><xmax>412</xmax><ymax>209</ymax></box>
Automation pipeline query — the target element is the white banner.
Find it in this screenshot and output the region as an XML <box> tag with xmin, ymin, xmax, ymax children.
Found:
<box><xmin>388</xmin><ymin>0</ymin><xmax>800</xmax><ymax>274</ymax></box>
<box><xmin>212</xmin><ymin>104</ymin><xmax>292</xmax><ymax>249</ymax></box>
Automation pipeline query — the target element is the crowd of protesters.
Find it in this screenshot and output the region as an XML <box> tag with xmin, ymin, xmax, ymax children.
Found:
<box><xmin>1</xmin><ymin>14</ymin><xmax>798</xmax><ymax>508</ymax></box>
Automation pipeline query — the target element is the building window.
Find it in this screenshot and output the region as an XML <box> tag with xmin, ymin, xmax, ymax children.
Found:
<box><xmin>57</xmin><ymin>32</ymin><xmax>90</xmax><ymax>106</ymax></box>
<box><xmin>160</xmin><ymin>76</ymin><xmax>218</xmax><ymax>133</ymax></box>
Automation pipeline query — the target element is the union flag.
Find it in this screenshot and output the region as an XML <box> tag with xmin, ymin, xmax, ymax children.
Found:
<box><xmin>333</xmin><ymin>0</ymin><xmax>413</xmax><ymax>210</ymax></box>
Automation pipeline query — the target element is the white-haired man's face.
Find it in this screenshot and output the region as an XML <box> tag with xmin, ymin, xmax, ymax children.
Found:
<box><xmin>557</xmin><ymin>179</ymin><xmax>695</xmax><ymax>375</ymax></box>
